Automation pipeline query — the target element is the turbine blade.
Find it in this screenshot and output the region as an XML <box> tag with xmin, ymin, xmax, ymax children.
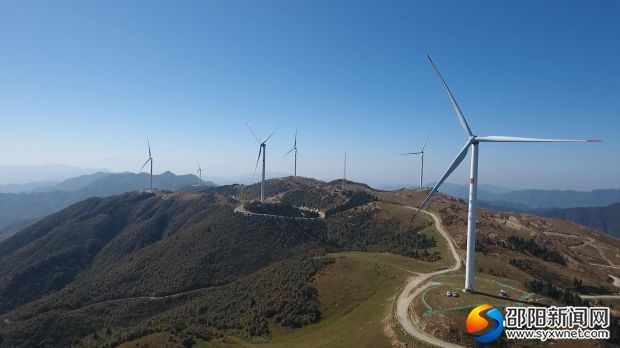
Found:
<box><xmin>246</xmin><ymin>123</ymin><xmax>261</xmax><ymax>143</ymax></box>
<box><xmin>476</xmin><ymin>136</ymin><xmax>601</xmax><ymax>143</ymax></box>
<box><xmin>147</xmin><ymin>139</ymin><xmax>151</xmax><ymax>158</ymax></box>
<box><xmin>263</xmin><ymin>126</ymin><xmax>279</xmax><ymax>143</ymax></box>
<box><xmin>284</xmin><ymin>147</ymin><xmax>295</xmax><ymax>156</ymax></box>
<box><xmin>401</xmin><ymin>152</ymin><xmax>422</xmax><ymax>155</ymax></box>
<box><xmin>422</xmin><ymin>131</ymin><xmax>431</xmax><ymax>151</ymax></box>
<box><xmin>427</xmin><ymin>55</ymin><xmax>473</xmax><ymax>137</ymax></box>
<box><xmin>294</xmin><ymin>129</ymin><xmax>297</xmax><ymax>147</ymax></box>
<box><xmin>254</xmin><ymin>146</ymin><xmax>262</xmax><ymax>175</ymax></box>
<box><xmin>139</xmin><ymin>158</ymin><xmax>151</xmax><ymax>172</ymax></box>
<box><xmin>410</xmin><ymin>140</ymin><xmax>472</xmax><ymax>222</ymax></box>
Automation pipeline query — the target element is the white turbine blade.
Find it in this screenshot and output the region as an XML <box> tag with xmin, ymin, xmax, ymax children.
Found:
<box><xmin>427</xmin><ymin>55</ymin><xmax>473</xmax><ymax>137</ymax></box>
<box><xmin>401</xmin><ymin>152</ymin><xmax>422</xmax><ymax>155</ymax></box>
<box><xmin>139</xmin><ymin>158</ymin><xmax>151</xmax><ymax>172</ymax></box>
<box><xmin>254</xmin><ymin>146</ymin><xmax>262</xmax><ymax>175</ymax></box>
<box><xmin>263</xmin><ymin>126</ymin><xmax>279</xmax><ymax>143</ymax></box>
<box><xmin>476</xmin><ymin>136</ymin><xmax>601</xmax><ymax>143</ymax></box>
<box><xmin>147</xmin><ymin>139</ymin><xmax>151</xmax><ymax>158</ymax></box>
<box><xmin>246</xmin><ymin>123</ymin><xmax>261</xmax><ymax>143</ymax></box>
<box><xmin>284</xmin><ymin>147</ymin><xmax>295</xmax><ymax>156</ymax></box>
<box><xmin>422</xmin><ymin>132</ymin><xmax>431</xmax><ymax>151</ymax></box>
<box><xmin>294</xmin><ymin>129</ymin><xmax>297</xmax><ymax>147</ymax></box>
<box><xmin>410</xmin><ymin>140</ymin><xmax>472</xmax><ymax>222</ymax></box>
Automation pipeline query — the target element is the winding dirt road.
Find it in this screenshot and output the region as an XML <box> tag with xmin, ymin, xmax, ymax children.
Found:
<box><xmin>395</xmin><ymin>208</ymin><xmax>464</xmax><ymax>348</ymax></box>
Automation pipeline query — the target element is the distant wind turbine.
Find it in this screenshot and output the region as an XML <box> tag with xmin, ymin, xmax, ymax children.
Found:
<box><xmin>402</xmin><ymin>132</ymin><xmax>430</xmax><ymax>189</ymax></box>
<box><xmin>247</xmin><ymin>124</ymin><xmax>278</xmax><ymax>203</ymax></box>
<box><xmin>411</xmin><ymin>55</ymin><xmax>600</xmax><ymax>293</ymax></box>
<box><xmin>284</xmin><ymin>130</ymin><xmax>298</xmax><ymax>177</ymax></box>
<box><xmin>196</xmin><ymin>161</ymin><xmax>203</xmax><ymax>184</ymax></box>
<box><xmin>139</xmin><ymin>140</ymin><xmax>153</xmax><ymax>189</ymax></box>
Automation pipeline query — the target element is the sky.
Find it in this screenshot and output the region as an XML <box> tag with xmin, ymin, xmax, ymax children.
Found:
<box><xmin>0</xmin><ymin>0</ymin><xmax>618</xmax><ymax>190</ymax></box>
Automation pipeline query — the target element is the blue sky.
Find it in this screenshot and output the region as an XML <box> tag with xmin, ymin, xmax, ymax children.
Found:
<box><xmin>0</xmin><ymin>0</ymin><xmax>618</xmax><ymax>189</ymax></box>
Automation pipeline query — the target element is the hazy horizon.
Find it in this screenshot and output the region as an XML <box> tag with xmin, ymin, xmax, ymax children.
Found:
<box><xmin>0</xmin><ymin>163</ymin><xmax>619</xmax><ymax>192</ymax></box>
<box><xmin>1</xmin><ymin>1</ymin><xmax>618</xmax><ymax>191</ymax></box>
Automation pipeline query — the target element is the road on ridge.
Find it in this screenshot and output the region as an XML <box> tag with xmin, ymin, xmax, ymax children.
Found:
<box><xmin>395</xmin><ymin>208</ymin><xmax>465</xmax><ymax>348</ymax></box>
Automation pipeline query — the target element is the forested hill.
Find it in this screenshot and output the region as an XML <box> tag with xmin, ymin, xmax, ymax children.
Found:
<box><xmin>0</xmin><ymin>184</ymin><xmax>438</xmax><ymax>347</ymax></box>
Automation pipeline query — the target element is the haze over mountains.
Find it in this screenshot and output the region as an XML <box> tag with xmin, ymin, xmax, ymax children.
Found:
<box><xmin>0</xmin><ymin>172</ymin><xmax>213</xmax><ymax>239</ymax></box>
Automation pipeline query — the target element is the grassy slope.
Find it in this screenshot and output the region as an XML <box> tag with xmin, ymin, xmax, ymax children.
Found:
<box><xmin>195</xmin><ymin>251</ymin><xmax>436</xmax><ymax>348</ymax></box>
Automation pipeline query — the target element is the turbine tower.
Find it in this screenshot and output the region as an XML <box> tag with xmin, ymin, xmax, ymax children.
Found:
<box><xmin>402</xmin><ymin>132</ymin><xmax>430</xmax><ymax>188</ymax></box>
<box><xmin>139</xmin><ymin>140</ymin><xmax>153</xmax><ymax>189</ymax></box>
<box><xmin>196</xmin><ymin>161</ymin><xmax>202</xmax><ymax>184</ymax></box>
<box><xmin>412</xmin><ymin>55</ymin><xmax>600</xmax><ymax>293</ymax></box>
<box><xmin>247</xmin><ymin>124</ymin><xmax>278</xmax><ymax>203</ymax></box>
<box><xmin>284</xmin><ymin>130</ymin><xmax>298</xmax><ymax>177</ymax></box>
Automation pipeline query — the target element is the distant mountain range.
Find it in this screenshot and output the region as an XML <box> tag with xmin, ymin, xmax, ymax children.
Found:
<box><xmin>0</xmin><ymin>164</ymin><xmax>104</xmax><ymax>185</ymax></box>
<box><xmin>531</xmin><ymin>203</ymin><xmax>620</xmax><ymax>238</ymax></box>
<box><xmin>434</xmin><ymin>183</ymin><xmax>620</xmax><ymax>209</ymax></box>
<box><xmin>430</xmin><ymin>183</ymin><xmax>620</xmax><ymax>238</ymax></box>
<box><xmin>0</xmin><ymin>172</ymin><xmax>214</xmax><ymax>239</ymax></box>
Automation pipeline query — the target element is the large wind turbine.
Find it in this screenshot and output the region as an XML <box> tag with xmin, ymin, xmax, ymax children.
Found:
<box><xmin>196</xmin><ymin>161</ymin><xmax>203</xmax><ymax>184</ymax></box>
<box><xmin>139</xmin><ymin>140</ymin><xmax>153</xmax><ymax>189</ymax></box>
<box><xmin>247</xmin><ymin>124</ymin><xmax>278</xmax><ymax>203</ymax></box>
<box><xmin>284</xmin><ymin>130</ymin><xmax>298</xmax><ymax>177</ymax></box>
<box><xmin>412</xmin><ymin>55</ymin><xmax>600</xmax><ymax>293</ymax></box>
<box><xmin>402</xmin><ymin>132</ymin><xmax>430</xmax><ymax>189</ymax></box>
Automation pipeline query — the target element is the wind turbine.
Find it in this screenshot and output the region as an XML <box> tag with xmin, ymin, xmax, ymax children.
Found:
<box><xmin>284</xmin><ymin>130</ymin><xmax>298</xmax><ymax>177</ymax></box>
<box><xmin>139</xmin><ymin>140</ymin><xmax>153</xmax><ymax>189</ymax></box>
<box><xmin>196</xmin><ymin>161</ymin><xmax>203</xmax><ymax>185</ymax></box>
<box><xmin>411</xmin><ymin>55</ymin><xmax>600</xmax><ymax>293</ymax></box>
<box><xmin>342</xmin><ymin>152</ymin><xmax>347</xmax><ymax>191</ymax></box>
<box><xmin>247</xmin><ymin>124</ymin><xmax>278</xmax><ymax>203</ymax></box>
<box><xmin>402</xmin><ymin>132</ymin><xmax>430</xmax><ymax>189</ymax></box>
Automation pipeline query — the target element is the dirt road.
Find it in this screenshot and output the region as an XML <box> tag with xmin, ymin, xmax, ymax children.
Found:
<box><xmin>394</xmin><ymin>208</ymin><xmax>464</xmax><ymax>348</ymax></box>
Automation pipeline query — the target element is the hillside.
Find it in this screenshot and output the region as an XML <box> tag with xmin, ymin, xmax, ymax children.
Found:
<box><xmin>0</xmin><ymin>177</ymin><xmax>618</xmax><ymax>347</ymax></box>
<box><xmin>533</xmin><ymin>202</ymin><xmax>620</xmax><ymax>238</ymax></box>
<box><xmin>0</xmin><ymin>178</ymin><xmax>442</xmax><ymax>347</ymax></box>
<box><xmin>0</xmin><ymin>172</ymin><xmax>209</xmax><ymax>239</ymax></box>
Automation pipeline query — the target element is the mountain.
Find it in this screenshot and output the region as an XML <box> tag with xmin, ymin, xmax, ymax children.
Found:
<box><xmin>437</xmin><ymin>183</ymin><xmax>620</xmax><ymax>209</ymax></box>
<box><xmin>0</xmin><ymin>178</ymin><xmax>442</xmax><ymax>347</ymax></box>
<box><xmin>0</xmin><ymin>172</ymin><xmax>211</xmax><ymax>239</ymax></box>
<box><xmin>0</xmin><ymin>181</ymin><xmax>57</xmax><ymax>194</ymax></box>
<box><xmin>0</xmin><ymin>178</ymin><xmax>618</xmax><ymax>347</ymax></box>
<box><xmin>533</xmin><ymin>203</ymin><xmax>620</xmax><ymax>238</ymax></box>
<box><xmin>31</xmin><ymin>171</ymin><xmax>114</xmax><ymax>192</ymax></box>
<box><xmin>0</xmin><ymin>164</ymin><xmax>103</xmax><ymax>185</ymax></box>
